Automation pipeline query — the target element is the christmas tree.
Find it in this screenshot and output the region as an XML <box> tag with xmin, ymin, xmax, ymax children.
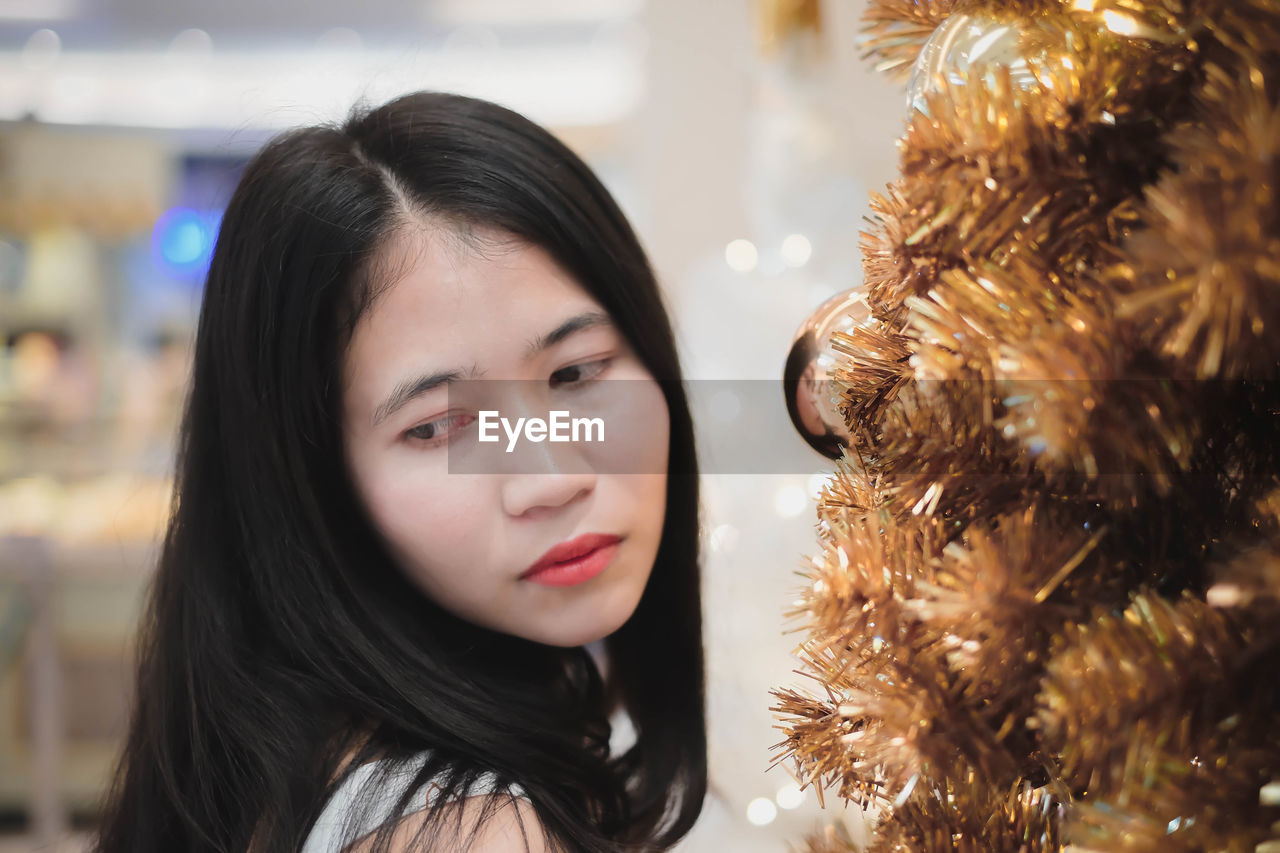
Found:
<box><xmin>772</xmin><ymin>0</ymin><xmax>1280</xmax><ymax>850</ymax></box>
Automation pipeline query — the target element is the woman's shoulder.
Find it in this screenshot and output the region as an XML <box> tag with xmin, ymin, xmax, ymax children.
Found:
<box><xmin>340</xmin><ymin>791</ymin><xmax>552</xmax><ymax>853</ymax></box>
<box><xmin>301</xmin><ymin>751</ymin><xmax>534</xmax><ymax>853</ymax></box>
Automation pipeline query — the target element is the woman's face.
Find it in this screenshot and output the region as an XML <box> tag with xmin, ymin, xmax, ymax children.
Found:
<box><xmin>341</xmin><ymin>225</ymin><xmax>669</xmax><ymax>648</ymax></box>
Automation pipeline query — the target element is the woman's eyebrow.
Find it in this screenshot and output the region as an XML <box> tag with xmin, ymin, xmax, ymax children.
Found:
<box><xmin>522</xmin><ymin>310</ymin><xmax>613</xmax><ymax>360</ymax></box>
<box><xmin>371</xmin><ymin>310</ymin><xmax>615</xmax><ymax>427</ymax></box>
<box><xmin>372</xmin><ymin>366</ymin><xmax>481</xmax><ymax>427</ymax></box>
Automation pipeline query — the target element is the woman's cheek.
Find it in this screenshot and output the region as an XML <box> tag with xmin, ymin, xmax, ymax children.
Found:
<box><xmin>365</xmin><ymin>461</ymin><xmax>488</xmax><ymax>557</ymax></box>
<box><xmin>580</xmin><ymin>371</ymin><xmax>668</xmax><ymax>475</ymax></box>
<box><xmin>624</xmin><ymin>381</ymin><xmax>669</xmax><ymax>475</ymax></box>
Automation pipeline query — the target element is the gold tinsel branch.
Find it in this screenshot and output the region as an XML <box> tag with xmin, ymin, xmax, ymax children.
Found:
<box><xmin>868</xmin><ymin>780</ymin><xmax>1065</xmax><ymax>853</ymax></box>
<box><xmin>773</xmin><ymin>510</ymin><xmax>1029</xmax><ymax>810</ymax></box>
<box><xmin>1037</xmin><ymin>591</ymin><xmax>1280</xmax><ymax>851</ymax></box>
<box><xmin>859</xmin><ymin>0</ymin><xmax>961</xmax><ymax>80</ymax></box>
<box><xmin>827</xmin><ymin>323</ymin><xmax>911</xmax><ymax>448</ymax></box>
<box><xmin>1111</xmin><ymin>59</ymin><xmax>1280</xmax><ymax>379</ymax></box>
<box><xmin>903</xmin><ymin>503</ymin><xmax>1109</xmax><ymax>729</ymax></box>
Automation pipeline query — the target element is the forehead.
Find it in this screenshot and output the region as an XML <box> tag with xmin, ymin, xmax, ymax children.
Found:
<box><xmin>370</xmin><ymin>223</ymin><xmax>594</xmax><ymax>318</ymax></box>
<box><xmin>342</xmin><ymin>224</ymin><xmax>608</xmax><ymax>389</ymax></box>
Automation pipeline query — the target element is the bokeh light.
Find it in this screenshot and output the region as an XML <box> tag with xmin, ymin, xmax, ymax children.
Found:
<box><xmin>724</xmin><ymin>238</ymin><xmax>758</xmax><ymax>273</ymax></box>
<box><xmin>151</xmin><ymin>207</ymin><xmax>220</xmax><ymax>278</ymax></box>
<box><xmin>746</xmin><ymin>797</ymin><xmax>777</xmax><ymax>826</ymax></box>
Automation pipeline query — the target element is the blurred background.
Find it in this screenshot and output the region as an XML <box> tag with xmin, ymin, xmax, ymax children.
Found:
<box><xmin>0</xmin><ymin>0</ymin><xmax>903</xmax><ymax>849</ymax></box>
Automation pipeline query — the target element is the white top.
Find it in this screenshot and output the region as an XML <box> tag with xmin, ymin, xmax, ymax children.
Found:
<box><xmin>301</xmin><ymin>753</ymin><xmax>527</xmax><ymax>853</ymax></box>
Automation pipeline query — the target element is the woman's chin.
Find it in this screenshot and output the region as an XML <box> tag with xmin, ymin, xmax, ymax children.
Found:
<box><xmin>520</xmin><ymin>601</ymin><xmax>639</xmax><ymax>648</ymax></box>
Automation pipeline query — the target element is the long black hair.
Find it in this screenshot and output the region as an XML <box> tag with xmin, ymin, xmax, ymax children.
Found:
<box><xmin>93</xmin><ymin>91</ymin><xmax>705</xmax><ymax>853</ymax></box>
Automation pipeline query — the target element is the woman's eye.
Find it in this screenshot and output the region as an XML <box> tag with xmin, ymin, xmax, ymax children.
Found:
<box><xmin>405</xmin><ymin>412</ymin><xmax>474</xmax><ymax>445</ymax></box>
<box><xmin>550</xmin><ymin>358</ymin><xmax>611</xmax><ymax>388</ymax></box>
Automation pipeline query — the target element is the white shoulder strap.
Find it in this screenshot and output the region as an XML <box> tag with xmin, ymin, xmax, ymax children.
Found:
<box><xmin>301</xmin><ymin>753</ymin><xmax>525</xmax><ymax>853</ymax></box>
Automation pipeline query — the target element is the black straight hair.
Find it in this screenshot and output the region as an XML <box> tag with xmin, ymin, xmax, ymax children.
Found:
<box><xmin>92</xmin><ymin>91</ymin><xmax>706</xmax><ymax>853</ymax></box>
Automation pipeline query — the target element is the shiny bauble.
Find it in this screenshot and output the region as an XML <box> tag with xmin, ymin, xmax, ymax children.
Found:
<box><xmin>783</xmin><ymin>288</ymin><xmax>868</xmax><ymax>460</ymax></box>
<box><xmin>907</xmin><ymin>11</ymin><xmax>1051</xmax><ymax>116</ymax></box>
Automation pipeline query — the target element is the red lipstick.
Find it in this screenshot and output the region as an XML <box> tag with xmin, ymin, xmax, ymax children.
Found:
<box><xmin>521</xmin><ymin>533</ymin><xmax>622</xmax><ymax>586</ymax></box>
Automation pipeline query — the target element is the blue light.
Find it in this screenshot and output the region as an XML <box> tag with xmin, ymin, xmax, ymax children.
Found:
<box><xmin>152</xmin><ymin>207</ymin><xmax>220</xmax><ymax>277</ymax></box>
<box><xmin>163</xmin><ymin>218</ymin><xmax>205</xmax><ymax>265</ymax></box>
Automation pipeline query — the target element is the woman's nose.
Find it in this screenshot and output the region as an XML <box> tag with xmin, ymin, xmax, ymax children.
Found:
<box><xmin>490</xmin><ymin>392</ymin><xmax>598</xmax><ymax>517</ymax></box>
<box><xmin>502</xmin><ymin>470</ymin><xmax>596</xmax><ymax>518</ymax></box>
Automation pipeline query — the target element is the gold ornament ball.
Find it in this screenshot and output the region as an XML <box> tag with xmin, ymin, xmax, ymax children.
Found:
<box><xmin>907</xmin><ymin>11</ymin><xmax>1056</xmax><ymax>116</ymax></box>
<box><xmin>782</xmin><ymin>288</ymin><xmax>868</xmax><ymax>460</ymax></box>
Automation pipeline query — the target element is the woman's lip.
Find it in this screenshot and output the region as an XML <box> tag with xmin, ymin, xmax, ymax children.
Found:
<box><xmin>521</xmin><ymin>533</ymin><xmax>622</xmax><ymax>579</ymax></box>
<box><xmin>520</xmin><ymin>540</ymin><xmax>621</xmax><ymax>587</ymax></box>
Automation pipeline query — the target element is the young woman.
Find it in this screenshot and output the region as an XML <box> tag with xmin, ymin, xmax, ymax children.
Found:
<box><xmin>93</xmin><ymin>91</ymin><xmax>706</xmax><ymax>853</ymax></box>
